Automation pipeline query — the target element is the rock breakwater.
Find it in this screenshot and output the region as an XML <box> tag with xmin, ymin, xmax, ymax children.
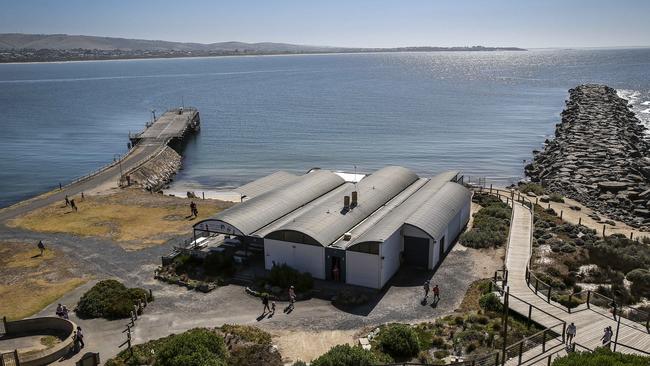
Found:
<box><xmin>525</xmin><ymin>84</ymin><xmax>650</xmax><ymax>230</ymax></box>
<box><xmin>124</xmin><ymin>146</ymin><xmax>182</xmax><ymax>192</ymax></box>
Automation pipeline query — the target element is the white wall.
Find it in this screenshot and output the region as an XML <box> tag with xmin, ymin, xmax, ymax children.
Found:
<box><xmin>346</xmin><ymin>251</ymin><xmax>380</xmax><ymax>288</ymax></box>
<box><xmin>380</xmin><ymin>230</ymin><xmax>402</xmax><ymax>287</ymax></box>
<box><xmin>264</xmin><ymin>239</ymin><xmax>326</xmax><ymax>279</ymax></box>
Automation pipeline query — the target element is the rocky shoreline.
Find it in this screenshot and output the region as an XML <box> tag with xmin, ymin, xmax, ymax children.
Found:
<box><xmin>125</xmin><ymin>146</ymin><xmax>182</xmax><ymax>192</ymax></box>
<box><xmin>525</xmin><ymin>84</ymin><xmax>650</xmax><ymax>230</ymax></box>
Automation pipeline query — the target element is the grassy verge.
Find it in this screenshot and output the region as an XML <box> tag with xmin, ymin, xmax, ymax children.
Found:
<box><xmin>0</xmin><ymin>243</ymin><xmax>88</xmax><ymax>320</ymax></box>
<box><xmin>7</xmin><ymin>189</ymin><xmax>233</xmax><ymax>250</ymax></box>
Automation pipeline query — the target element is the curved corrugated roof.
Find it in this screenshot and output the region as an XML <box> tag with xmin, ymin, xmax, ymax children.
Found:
<box><xmin>266</xmin><ymin>166</ymin><xmax>419</xmax><ymax>246</ymax></box>
<box><xmin>348</xmin><ymin>171</ymin><xmax>460</xmax><ymax>247</ymax></box>
<box><xmin>236</xmin><ymin>171</ymin><xmax>298</xmax><ymax>199</ymax></box>
<box><xmin>195</xmin><ymin>170</ymin><xmax>344</xmax><ymax>235</ymax></box>
<box><xmin>404</xmin><ymin>181</ymin><xmax>471</xmax><ymax>240</ymax></box>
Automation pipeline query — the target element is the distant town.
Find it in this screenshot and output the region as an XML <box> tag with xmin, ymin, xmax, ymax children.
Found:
<box><xmin>0</xmin><ymin>33</ymin><xmax>525</xmax><ymax>63</ymax></box>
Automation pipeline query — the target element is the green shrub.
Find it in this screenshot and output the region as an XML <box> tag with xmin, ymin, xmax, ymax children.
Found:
<box><xmin>626</xmin><ymin>269</ymin><xmax>650</xmax><ymax>298</ymax></box>
<box><xmin>220</xmin><ymin>324</ymin><xmax>272</xmax><ymax>345</ymax></box>
<box><xmin>548</xmin><ymin>193</ymin><xmax>564</xmax><ymax>203</ymax></box>
<box><xmin>587</xmin><ymin>236</ymin><xmax>650</xmax><ymax>274</ymax></box>
<box><xmin>268</xmin><ymin>264</ymin><xmax>314</xmax><ymax>293</ymax></box>
<box><xmin>76</xmin><ymin>280</ymin><xmax>153</xmax><ymax>319</ymax></box>
<box><xmin>433</xmin><ymin>349</ymin><xmax>449</xmax><ymax>359</ymax></box>
<box><xmin>311</xmin><ymin>344</ymin><xmax>378</xmax><ymax>366</ymax></box>
<box><xmin>551</xmin><ymin>294</ymin><xmax>583</xmax><ymax>309</ymax></box>
<box><xmin>156</xmin><ymin>328</ymin><xmax>227</xmax><ymax>366</ymax></box>
<box><xmin>292</xmin><ymin>361</ymin><xmax>308</xmax><ymax>366</ymax></box>
<box><xmin>479</xmin><ymin>293</ymin><xmax>502</xmax><ymax>312</ymax></box>
<box><xmin>461</xmin><ymin>195</ymin><xmax>511</xmax><ymax>248</ymax></box>
<box><xmin>519</xmin><ymin>183</ymin><xmax>545</xmax><ymax>196</ymax></box>
<box><xmin>377</xmin><ymin>324</ymin><xmax>421</xmax><ymax>359</ymax></box>
<box><xmin>552</xmin><ymin>347</ymin><xmax>650</xmax><ymax>366</ymax></box>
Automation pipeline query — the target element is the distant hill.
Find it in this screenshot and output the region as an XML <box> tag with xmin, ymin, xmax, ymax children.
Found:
<box><xmin>0</xmin><ymin>33</ymin><xmax>338</xmax><ymax>52</ymax></box>
<box><xmin>0</xmin><ymin>33</ymin><xmax>526</xmax><ymax>63</ymax></box>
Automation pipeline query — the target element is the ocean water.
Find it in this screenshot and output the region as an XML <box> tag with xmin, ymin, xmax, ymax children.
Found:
<box><xmin>1</xmin><ymin>48</ymin><xmax>650</xmax><ymax>207</ymax></box>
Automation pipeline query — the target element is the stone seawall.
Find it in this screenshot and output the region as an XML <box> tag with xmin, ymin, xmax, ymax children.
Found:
<box><xmin>525</xmin><ymin>84</ymin><xmax>650</xmax><ymax>230</ymax></box>
<box><xmin>126</xmin><ymin>146</ymin><xmax>182</xmax><ymax>192</ymax></box>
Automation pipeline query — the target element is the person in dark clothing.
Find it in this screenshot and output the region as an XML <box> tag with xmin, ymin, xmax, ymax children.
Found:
<box><xmin>432</xmin><ymin>285</ymin><xmax>440</xmax><ymax>302</ymax></box>
<box><xmin>262</xmin><ymin>294</ymin><xmax>271</xmax><ymax>314</ymax></box>
<box><xmin>37</xmin><ymin>240</ymin><xmax>45</xmax><ymax>256</ymax></box>
<box><xmin>70</xmin><ymin>199</ymin><xmax>77</xmax><ymax>212</ymax></box>
<box><xmin>65</xmin><ymin>195</ymin><xmax>70</xmax><ymax>207</ymax></box>
<box><xmin>76</xmin><ymin>326</ymin><xmax>85</xmax><ymax>348</ymax></box>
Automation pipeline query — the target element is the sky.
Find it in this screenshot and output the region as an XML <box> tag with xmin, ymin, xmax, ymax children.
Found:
<box><xmin>1</xmin><ymin>0</ymin><xmax>649</xmax><ymax>48</ymax></box>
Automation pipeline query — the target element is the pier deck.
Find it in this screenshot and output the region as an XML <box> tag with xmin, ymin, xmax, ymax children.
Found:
<box><xmin>0</xmin><ymin>108</ymin><xmax>200</xmax><ymax>221</ymax></box>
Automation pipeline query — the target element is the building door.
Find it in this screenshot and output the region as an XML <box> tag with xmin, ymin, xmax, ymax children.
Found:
<box><xmin>403</xmin><ymin>236</ymin><xmax>429</xmax><ymax>268</ymax></box>
<box><xmin>325</xmin><ymin>248</ymin><xmax>346</xmax><ymax>282</ymax></box>
<box><xmin>439</xmin><ymin>236</ymin><xmax>445</xmax><ymax>258</ymax></box>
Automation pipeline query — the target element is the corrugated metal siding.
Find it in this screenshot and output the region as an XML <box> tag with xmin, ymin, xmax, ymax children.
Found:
<box><xmin>405</xmin><ymin>182</ymin><xmax>472</xmax><ymax>240</ymax></box>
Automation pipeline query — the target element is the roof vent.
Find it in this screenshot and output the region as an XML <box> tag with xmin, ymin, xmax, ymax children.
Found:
<box><xmin>351</xmin><ymin>191</ymin><xmax>358</xmax><ymax>207</ymax></box>
<box><xmin>343</xmin><ymin>232</ymin><xmax>352</xmax><ymax>241</ymax></box>
<box><xmin>343</xmin><ymin>195</ymin><xmax>350</xmax><ymax>210</ymax></box>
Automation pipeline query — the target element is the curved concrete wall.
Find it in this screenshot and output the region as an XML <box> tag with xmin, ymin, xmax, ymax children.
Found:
<box><xmin>3</xmin><ymin>317</ymin><xmax>76</xmax><ymax>366</ymax></box>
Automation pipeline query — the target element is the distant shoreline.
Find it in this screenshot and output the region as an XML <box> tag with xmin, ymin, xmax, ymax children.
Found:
<box><xmin>0</xmin><ymin>48</ymin><xmax>527</xmax><ymax>64</ymax></box>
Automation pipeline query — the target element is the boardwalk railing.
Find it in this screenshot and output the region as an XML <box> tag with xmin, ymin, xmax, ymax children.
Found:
<box><xmin>473</xmin><ymin>186</ymin><xmax>650</xmax><ymax>331</ymax></box>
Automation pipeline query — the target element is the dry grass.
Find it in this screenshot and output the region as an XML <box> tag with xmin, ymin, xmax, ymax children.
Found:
<box><xmin>7</xmin><ymin>189</ymin><xmax>233</xmax><ymax>250</ymax></box>
<box><xmin>458</xmin><ymin>278</ymin><xmax>491</xmax><ymax>312</ymax></box>
<box><xmin>0</xmin><ymin>242</ymin><xmax>88</xmax><ymax>320</ymax></box>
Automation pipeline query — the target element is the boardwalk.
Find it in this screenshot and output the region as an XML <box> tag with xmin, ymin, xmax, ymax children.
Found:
<box><xmin>0</xmin><ymin>108</ymin><xmax>199</xmax><ymax>222</ymax></box>
<box><xmin>502</xmin><ymin>202</ymin><xmax>650</xmax><ymax>365</ymax></box>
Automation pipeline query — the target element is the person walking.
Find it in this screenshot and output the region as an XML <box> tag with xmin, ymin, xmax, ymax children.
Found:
<box><xmin>72</xmin><ymin>331</ymin><xmax>80</xmax><ymax>352</ymax></box>
<box><xmin>56</xmin><ymin>303</ymin><xmax>64</xmax><ymax>317</ymax></box>
<box><xmin>423</xmin><ymin>280</ymin><xmax>430</xmax><ymax>299</ymax></box>
<box><xmin>70</xmin><ymin>199</ymin><xmax>77</xmax><ymax>212</ymax></box>
<box><xmin>601</xmin><ymin>326</ymin><xmax>613</xmax><ymax>349</ymax></box>
<box><xmin>271</xmin><ymin>301</ymin><xmax>276</xmax><ymax>314</ymax></box>
<box><xmin>288</xmin><ymin>286</ymin><xmax>296</xmax><ymax>310</ymax></box>
<box><xmin>566</xmin><ymin>322</ymin><xmax>576</xmax><ymax>345</ymax></box>
<box><xmin>65</xmin><ymin>195</ymin><xmax>70</xmax><ymax>207</ymax></box>
<box><xmin>62</xmin><ymin>305</ymin><xmax>69</xmax><ymax>319</ymax></box>
<box><xmin>37</xmin><ymin>240</ymin><xmax>45</xmax><ymax>256</ymax></box>
<box><xmin>76</xmin><ymin>326</ymin><xmax>85</xmax><ymax>348</ymax></box>
<box><xmin>432</xmin><ymin>284</ymin><xmax>440</xmax><ymax>302</ymax></box>
<box><xmin>262</xmin><ymin>293</ymin><xmax>271</xmax><ymax>314</ymax></box>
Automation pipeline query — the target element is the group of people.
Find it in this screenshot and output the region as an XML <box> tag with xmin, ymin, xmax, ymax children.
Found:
<box><xmin>189</xmin><ymin>201</ymin><xmax>199</xmax><ymax>218</ymax></box>
<box><xmin>423</xmin><ymin>280</ymin><xmax>440</xmax><ymax>303</ymax></box>
<box><xmin>565</xmin><ymin>322</ymin><xmax>615</xmax><ymax>350</ymax></box>
<box><xmin>260</xmin><ymin>285</ymin><xmax>296</xmax><ymax>317</ymax></box>
<box><xmin>55</xmin><ymin>303</ymin><xmax>70</xmax><ymax>319</ymax></box>
<box><xmin>64</xmin><ymin>194</ymin><xmax>78</xmax><ymax>212</ymax></box>
<box><xmin>72</xmin><ymin>326</ymin><xmax>85</xmax><ymax>352</ymax></box>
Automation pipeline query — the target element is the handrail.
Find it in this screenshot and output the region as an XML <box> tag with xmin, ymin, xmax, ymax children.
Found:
<box><xmin>612</xmin><ymin>341</ymin><xmax>650</xmax><ymax>355</ymax></box>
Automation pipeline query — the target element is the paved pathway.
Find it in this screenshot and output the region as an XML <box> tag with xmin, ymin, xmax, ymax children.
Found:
<box><xmin>502</xmin><ymin>203</ymin><xmax>650</xmax><ymax>365</ymax></box>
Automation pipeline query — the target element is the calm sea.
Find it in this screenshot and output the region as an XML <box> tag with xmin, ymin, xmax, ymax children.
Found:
<box><xmin>1</xmin><ymin>49</ymin><xmax>649</xmax><ymax>207</ymax></box>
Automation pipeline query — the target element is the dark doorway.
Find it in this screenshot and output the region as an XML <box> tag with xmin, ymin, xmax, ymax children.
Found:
<box><xmin>403</xmin><ymin>236</ymin><xmax>429</xmax><ymax>268</ymax></box>
<box><xmin>439</xmin><ymin>236</ymin><xmax>445</xmax><ymax>258</ymax></box>
<box><xmin>325</xmin><ymin>248</ymin><xmax>346</xmax><ymax>282</ymax></box>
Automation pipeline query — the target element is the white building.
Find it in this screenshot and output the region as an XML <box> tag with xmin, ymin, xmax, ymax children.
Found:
<box><xmin>193</xmin><ymin>166</ymin><xmax>471</xmax><ymax>289</ymax></box>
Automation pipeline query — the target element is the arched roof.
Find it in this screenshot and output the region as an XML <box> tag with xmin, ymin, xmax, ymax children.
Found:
<box><xmin>265</xmin><ymin>166</ymin><xmax>419</xmax><ymax>246</ymax></box>
<box><xmin>194</xmin><ymin>169</ymin><xmax>344</xmax><ymax>235</ymax></box>
<box><xmin>347</xmin><ymin>171</ymin><xmax>460</xmax><ymax>248</ymax></box>
<box><xmin>404</xmin><ymin>181</ymin><xmax>471</xmax><ymax>240</ymax></box>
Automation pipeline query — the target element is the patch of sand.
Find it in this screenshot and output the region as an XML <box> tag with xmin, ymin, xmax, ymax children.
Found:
<box><xmin>7</xmin><ymin>189</ymin><xmax>234</xmax><ymax>250</ymax></box>
<box><xmin>0</xmin><ymin>242</ymin><xmax>88</xmax><ymax>320</ymax></box>
<box><xmin>272</xmin><ymin>329</ymin><xmax>357</xmax><ymax>363</ymax></box>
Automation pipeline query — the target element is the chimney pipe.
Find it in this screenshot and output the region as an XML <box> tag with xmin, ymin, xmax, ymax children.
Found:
<box><xmin>351</xmin><ymin>191</ymin><xmax>358</xmax><ymax>207</ymax></box>
<box><xmin>343</xmin><ymin>195</ymin><xmax>350</xmax><ymax>210</ymax></box>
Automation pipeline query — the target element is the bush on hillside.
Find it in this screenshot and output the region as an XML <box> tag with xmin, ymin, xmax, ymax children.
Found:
<box><xmin>310</xmin><ymin>344</ymin><xmax>378</xmax><ymax>366</ymax></box>
<box><xmin>588</xmin><ymin>235</ymin><xmax>650</xmax><ymax>274</ymax></box>
<box><xmin>376</xmin><ymin>324</ymin><xmax>421</xmax><ymax>359</ymax></box>
<box><xmin>519</xmin><ymin>183</ymin><xmax>545</xmax><ymax>196</ymax></box>
<box><xmin>626</xmin><ymin>269</ymin><xmax>650</xmax><ymax>298</ymax></box>
<box><xmin>268</xmin><ymin>263</ymin><xmax>313</xmax><ymax>293</ymax></box>
<box><xmin>552</xmin><ymin>347</ymin><xmax>650</xmax><ymax>366</ymax></box>
<box><xmin>76</xmin><ymin>279</ymin><xmax>153</xmax><ymax>319</ymax></box>
<box><xmin>479</xmin><ymin>293</ymin><xmax>502</xmax><ymax>312</ymax></box>
<box><xmin>548</xmin><ymin>193</ymin><xmax>565</xmax><ymax>203</ymax></box>
<box><xmin>203</xmin><ymin>252</ymin><xmax>235</xmax><ymax>277</ymax></box>
<box><xmin>155</xmin><ymin>328</ymin><xmax>227</xmax><ymax>366</ymax></box>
